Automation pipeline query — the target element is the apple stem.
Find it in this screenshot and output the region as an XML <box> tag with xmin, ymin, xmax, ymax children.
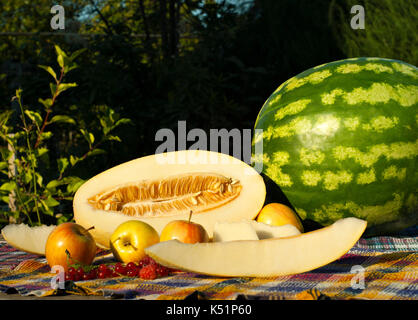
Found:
<box><xmin>86</xmin><ymin>226</ymin><xmax>95</xmax><ymax>232</ymax></box>
<box><xmin>188</xmin><ymin>210</ymin><xmax>193</xmax><ymax>223</ymax></box>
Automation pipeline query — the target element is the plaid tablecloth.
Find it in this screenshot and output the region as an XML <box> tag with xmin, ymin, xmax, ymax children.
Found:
<box><xmin>0</xmin><ymin>231</ymin><xmax>417</xmax><ymax>300</ymax></box>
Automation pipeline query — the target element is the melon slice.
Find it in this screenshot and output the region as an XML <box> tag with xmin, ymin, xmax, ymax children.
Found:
<box><xmin>1</xmin><ymin>223</ymin><xmax>56</xmax><ymax>255</ymax></box>
<box><xmin>74</xmin><ymin>150</ymin><xmax>266</xmax><ymax>248</ymax></box>
<box><xmin>213</xmin><ymin>221</ymin><xmax>259</xmax><ymax>242</ymax></box>
<box><xmin>145</xmin><ymin>217</ymin><xmax>367</xmax><ymax>277</ymax></box>
<box><xmin>249</xmin><ymin>220</ymin><xmax>301</xmax><ymax>239</ymax></box>
<box><xmin>212</xmin><ymin>220</ymin><xmax>300</xmax><ymax>242</ymax></box>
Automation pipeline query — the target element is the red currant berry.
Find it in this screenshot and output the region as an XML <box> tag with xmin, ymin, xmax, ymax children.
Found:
<box><xmin>115</xmin><ymin>264</ymin><xmax>127</xmax><ymax>275</ymax></box>
<box><xmin>156</xmin><ymin>265</ymin><xmax>169</xmax><ymax>277</ymax></box>
<box><xmin>68</xmin><ymin>267</ymin><xmax>77</xmax><ymax>276</ymax></box>
<box><xmin>98</xmin><ymin>264</ymin><xmax>108</xmax><ymax>273</ymax></box>
<box><xmin>76</xmin><ymin>267</ymin><xmax>85</xmax><ymax>278</ymax></box>
<box><xmin>126</xmin><ymin>262</ymin><xmax>137</xmax><ymax>271</ymax></box>
<box><xmin>127</xmin><ymin>268</ymin><xmax>138</xmax><ymax>277</ymax></box>
<box><xmin>65</xmin><ymin>273</ymin><xmax>73</xmax><ymax>281</ymax></box>
<box><xmin>98</xmin><ymin>271</ymin><xmax>107</xmax><ymax>279</ymax></box>
<box><xmin>88</xmin><ymin>269</ymin><xmax>98</xmax><ymax>279</ymax></box>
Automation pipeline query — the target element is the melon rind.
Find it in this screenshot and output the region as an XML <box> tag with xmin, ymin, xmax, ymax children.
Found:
<box><xmin>73</xmin><ymin>150</ymin><xmax>266</xmax><ymax>248</ymax></box>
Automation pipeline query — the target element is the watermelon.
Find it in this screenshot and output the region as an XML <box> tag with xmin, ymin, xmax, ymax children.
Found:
<box><xmin>253</xmin><ymin>57</ymin><xmax>417</xmax><ymax>236</ymax></box>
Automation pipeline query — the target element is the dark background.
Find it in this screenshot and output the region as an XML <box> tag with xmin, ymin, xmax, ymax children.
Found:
<box><xmin>0</xmin><ymin>0</ymin><xmax>417</xmax><ymax>225</ymax></box>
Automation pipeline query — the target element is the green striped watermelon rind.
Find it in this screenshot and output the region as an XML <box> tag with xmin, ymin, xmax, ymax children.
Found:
<box><xmin>254</xmin><ymin>57</ymin><xmax>417</xmax><ymax>236</ymax></box>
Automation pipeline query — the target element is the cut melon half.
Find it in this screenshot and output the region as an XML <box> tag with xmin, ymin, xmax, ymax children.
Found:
<box><xmin>1</xmin><ymin>224</ymin><xmax>56</xmax><ymax>255</ymax></box>
<box><xmin>145</xmin><ymin>217</ymin><xmax>367</xmax><ymax>277</ymax></box>
<box><xmin>74</xmin><ymin>150</ymin><xmax>266</xmax><ymax>248</ymax></box>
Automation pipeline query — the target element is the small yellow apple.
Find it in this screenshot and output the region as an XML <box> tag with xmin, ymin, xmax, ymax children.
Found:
<box><xmin>256</xmin><ymin>203</ymin><xmax>304</xmax><ymax>233</ymax></box>
<box><xmin>160</xmin><ymin>211</ymin><xmax>209</xmax><ymax>244</ymax></box>
<box><xmin>109</xmin><ymin>220</ymin><xmax>159</xmax><ymax>263</ymax></box>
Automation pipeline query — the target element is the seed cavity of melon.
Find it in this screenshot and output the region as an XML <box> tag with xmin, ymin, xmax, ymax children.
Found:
<box><xmin>87</xmin><ymin>173</ymin><xmax>242</xmax><ymax>217</ymax></box>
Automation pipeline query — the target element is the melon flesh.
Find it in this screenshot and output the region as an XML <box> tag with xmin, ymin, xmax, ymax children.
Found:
<box><xmin>212</xmin><ymin>220</ymin><xmax>300</xmax><ymax>242</ymax></box>
<box><xmin>145</xmin><ymin>217</ymin><xmax>367</xmax><ymax>277</ymax></box>
<box><xmin>74</xmin><ymin>150</ymin><xmax>266</xmax><ymax>249</ymax></box>
<box><xmin>249</xmin><ymin>220</ymin><xmax>301</xmax><ymax>239</ymax></box>
<box><xmin>1</xmin><ymin>224</ymin><xmax>56</xmax><ymax>255</ymax></box>
<box><xmin>213</xmin><ymin>221</ymin><xmax>259</xmax><ymax>242</ymax></box>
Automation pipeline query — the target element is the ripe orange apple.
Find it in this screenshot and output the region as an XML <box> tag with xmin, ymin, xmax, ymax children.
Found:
<box><xmin>110</xmin><ymin>220</ymin><xmax>159</xmax><ymax>263</ymax></box>
<box><xmin>45</xmin><ymin>223</ymin><xmax>97</xmax><ymax>272</ymax></box>
<box><xmin>160</xmin><ymin>211</ymin><xmax>209</xmax><ymax>244</ymax></box>
<box><xmin>256</xmin><ymin>203</ymin><xmax>304</xmax><ymax>233</ymax></box>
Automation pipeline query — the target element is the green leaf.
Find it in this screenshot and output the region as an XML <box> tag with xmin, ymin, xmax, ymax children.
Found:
<box><xmin>115</xmin><ymin>118</ymin><xmax>132</xmax><ymax>127</ymax></box>
<box><xmin>0</xmin><ymin>181</ymin><xmax>16</xmax><ymax>192</ymax></box>
<box><xmin>0</xmin><ymin>162</ymin><xmax>8</xmax><ymax>171</ymax></box>
<box><xmin>55</xmin><ymin>45</ymin><xmax>68</xmax><ymax>59</ymax></box>
<box><xmin>86</xmin><ymin>148</ymin><xmax>106</xmax><ymax>158</ymax></box>
<box><xmin>65</xmin><ymin>63</ymin><xmax>79</xmax><ymax>73</ymax></box>
<box><xmin>49</xmin><ymin>115</ymin><xmax>76</xmax><ymax>125</ymax></box>
<box><xmin>39</xmin><ymin>199</ymin><xmax>54</xmax><ymax>216</ymax></box>
<box><xmin>38</xmin><ymin>98</ymin><xmax>53</xmax><ymax>110</ymax></box>
<box><xmin>46</xmin><ymin>179</ymin><xmax>63</xmax><ymax>190</ymax></box>
<box><xmin>57</xmin><ymin>54</ymin><xmax>64</xmax><ymax>69</ymax></box>
<box><xmin>57</xmin><ymin>157</ymin><xmax>69</xmax><ymax>174</ymax></box>
<box><xmin>55</xmin><ymin>45</ymin><xmax>68</xmax><ymax>69</ymax></box>
<box><xmin>24</xmin><ymin>110</ymin><xmax>43</xmax><ymax>127</ymax></box>
<box><xmin>107</xmin><ymin>135</ymin><xmax>121</xmax><ymax>142</ymax></box>
<box><xmin>69</xmin><ymin>48</ymin><xmax>86</xmax><ymax>61</ymax></box>
<box><xmin>35</xmin><ymin>148</ymin><xmax>49</xmax><ymax>162</ymax></box>
<box><xmin>50</xmin><ymin>83</ymin><xmax>57</xmax><ymax>96</ymax></box>
<box><xmin>40</xmin><ymin>131</ymin><xmax>53</xmax><ymax>141</ymax></box>
<box><xmin>45</xmin><ymin>196</ymin><xmax>60</xmax><ymax>208</ymax></box>
<box><xmin>80</xmin><ymin>129</ymin><xmax>94</xmax><ymax>146</ymax></box>
<box><xmin>66</xmin><ymin>177</ymin><xmax>85</xmax><ymax>194</ymax></box>
<box><xmin>36</xmin><ymin>172</ymin><xmax>43</xmax><ymax>187</ymax></box>
<box><xmin>38</xmin><ymin>65</ymin><xmax>57</xmax><ymax>81</ymax></box>
<box><xmin>70</xmin><ymin>155</ymin><xmax>80</xmax><ymax>166</ymax></box>
<box><xmin>57</xmin><ymin>83</ymin><xmax>77</xmax><ymax>94</ymax></box>
<box><xmin>22</xmin><ymin>171</ymin><xmax>32</xmax><ymax>184</ymax></box>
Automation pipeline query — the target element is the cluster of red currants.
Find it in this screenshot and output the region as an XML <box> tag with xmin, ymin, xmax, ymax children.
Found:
<box><xmin>64</xmin><ymin>256</ymin><xmax>174</xmax><ymax>281</ymax></box>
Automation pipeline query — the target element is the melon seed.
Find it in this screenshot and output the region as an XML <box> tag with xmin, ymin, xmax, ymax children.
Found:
<box><xmin>88</xmin><ymin>173</ymin><xmax>242</xmax><ymax>218</ymax></box>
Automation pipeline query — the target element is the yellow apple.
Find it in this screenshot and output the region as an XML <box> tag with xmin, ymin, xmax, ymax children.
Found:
<box><xmin>109</xmin><ymin>220</ymin><xmax>159</xmax><ymax>263</ymax></box>
<box><xmin>256</xmin><ymin>203</ymin><xmax>304</xmax><ymax>233</ymax></box>
<box><xmin>160</xmin><ymin>212</ymin><xmax>209</xmax><ymax>244</ymax></box>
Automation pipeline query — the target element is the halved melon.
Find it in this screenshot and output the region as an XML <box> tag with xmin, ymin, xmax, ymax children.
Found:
<box><xmin>74</xmin><ymin>150</ymin><xmax>266</xmax><ymax>248</ymax></box>
<box><xmin>1</xmin><ymin>224</ymin><xmax>56</xmax><ymax>255</ymax></box>
<box><xmin>145</xmin><ymin>217</ymin><xmax>367</xmax><ymax>277</ymax></box>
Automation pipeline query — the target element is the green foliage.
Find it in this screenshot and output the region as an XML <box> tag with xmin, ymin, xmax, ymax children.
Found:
<box><xmin>329</xmin><ymin>0</ymin><xmax>418</xmax><ymax>65</ymax></box>
<box><xmin>0</xmin><ymin>45</ymin><xmax>131</xmax><ymax>226</ymax></box>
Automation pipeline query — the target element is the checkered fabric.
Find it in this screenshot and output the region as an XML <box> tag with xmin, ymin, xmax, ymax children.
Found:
<box><xmin>0</xmin><ymin>232</ymin><xmax>417</xmax><ymax>300</ymax></box>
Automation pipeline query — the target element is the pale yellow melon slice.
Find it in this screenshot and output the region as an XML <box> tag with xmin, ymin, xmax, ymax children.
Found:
<box><xmin>1</xmin><ymin>223</ymin><xmax>56</xmax><ymax>255</ymax></box>
<box><xmin>145</xmin><ymin>217</ymin><xmax>367</xmax><ymax>277</ymax></box>
<box><xmin>213</xmin><ymin>221</ymin><xmax>259</xmax><ymax>242</ymax></box>
<box><xmin>249</xmin><ymin>220</ymin><xmax>301</xmax><ymax>239</ymax></box>
<box><xmin>212</xmin><ymin>220</ymin><xmax>300</xmax><ymax>242</ymax></box>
